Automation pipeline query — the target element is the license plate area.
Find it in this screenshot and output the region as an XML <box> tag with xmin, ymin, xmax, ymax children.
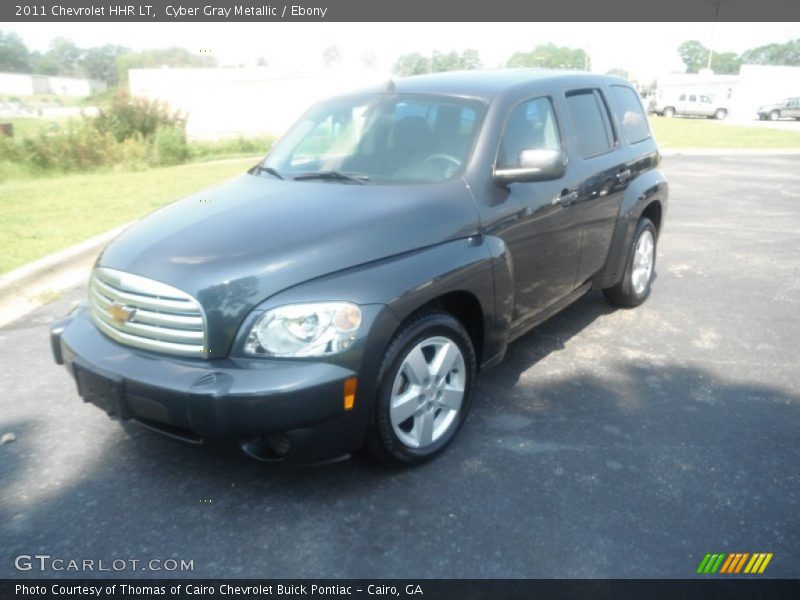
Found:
<box><xmin>74</xmin><ymin>364</ymin><xmax>127</xmax><ymax>418</ymax></box>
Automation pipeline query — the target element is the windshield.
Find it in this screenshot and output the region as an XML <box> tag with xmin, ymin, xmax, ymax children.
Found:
<box><xmin>263</xmin><ymin>93</ymin><xmax>486</xmax><ymax>184</ymax></box>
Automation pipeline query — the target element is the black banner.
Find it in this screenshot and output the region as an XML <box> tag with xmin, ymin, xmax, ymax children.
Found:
<box><xmin>3</xmin><ymin>579</ymin><xmax>800</xmax><ymax>600</ymax></box>
<box><xmin>3</xmin><ymin>0</ymin><xmax>800</xmax><ymax>22</ymax></box>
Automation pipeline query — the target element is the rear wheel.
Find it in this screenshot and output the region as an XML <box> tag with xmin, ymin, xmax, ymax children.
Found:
<box><xmin>770</xmin><ymin>110</ymin><xmax>780</xmax><ymax>121</ymax></box>
<box><xmin>603</xmin><ymin>217</ymin><xmax>657</xmax><ymax>308</ymax></box>
<box><xmin>366</xmin><ymin>311</ymin><xmax>476</xmax><ymax>467</ymax></box>
<box><xmin>662</xmin><ymin>107</ymin><xmax>675</xmax><ymax>118</ymax></box>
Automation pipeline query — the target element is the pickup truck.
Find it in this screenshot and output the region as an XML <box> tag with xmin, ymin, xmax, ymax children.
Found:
<box><xmin>50</xmin><ymin>70</ymin><xmax>668</xmax><ymax>467</ymax></box>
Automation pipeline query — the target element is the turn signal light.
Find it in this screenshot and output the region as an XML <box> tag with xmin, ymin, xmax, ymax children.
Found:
<box><xmin>343</xmin><ymin>377</ymin><xmax>357</xmax><ymax>410</ymax></box>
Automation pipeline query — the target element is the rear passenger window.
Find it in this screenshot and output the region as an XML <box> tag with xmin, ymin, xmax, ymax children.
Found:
<box><xmin>497</xmin><ymin>97</ymin><xmax>561</xmax><ymax>169</ymax></box>
<box><xmin>565</xmin><ymin>90</ymin><xmax>616</xmax><ymax>158</ymax></box>
<box><xmin>610</xmin><ymin>85</ymin><xmax>651</xmax><ymax>144</ymax></box>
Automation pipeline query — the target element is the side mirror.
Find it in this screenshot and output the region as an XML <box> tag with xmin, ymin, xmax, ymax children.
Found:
<box><xmin>494</xmin><ymin>149</ymin><xmax>567</xmax><ymax>184</ymax></box>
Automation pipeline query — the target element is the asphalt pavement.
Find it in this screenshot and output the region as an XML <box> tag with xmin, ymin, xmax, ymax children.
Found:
<box><xmin>1</xmin><ymin>155</ymin><xmax>798</xmax><ymax>579</ymax></box>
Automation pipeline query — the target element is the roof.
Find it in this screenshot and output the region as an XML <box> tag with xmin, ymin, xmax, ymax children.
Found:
<box><xmin>385</xmin><ymin>69</ymin><xmax>627</xmax><ymax>102</ymax></box>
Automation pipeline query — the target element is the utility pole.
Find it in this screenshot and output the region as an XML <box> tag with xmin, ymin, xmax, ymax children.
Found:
<box><xmin>706</xmin><ymin>0</ymin><xmax>727</xmax><ymax>71</ymax></box>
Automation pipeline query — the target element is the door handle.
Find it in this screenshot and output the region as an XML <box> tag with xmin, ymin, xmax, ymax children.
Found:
<box><xmin>616</xmin><ymin>168</ymin><xmax>632</xmax><ymax>184</ymax></box>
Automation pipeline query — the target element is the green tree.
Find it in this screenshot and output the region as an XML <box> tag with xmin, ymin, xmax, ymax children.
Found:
<box><xmin>506</xmin><ymin>44</ymin><xmax>590</xmax><ymax>70</ymax></box>
<box><xmin>678</xmin><ymin>40</ymin><xmax>741</xmax><ymax>74</ymax></box>
<box><xmin>393</xmin><ymin>53</ymin><xmax>431</xmax><ymax>76</ymax></box>
<box><xmin>460</xmin><ymin>48</ymin><xmax>481</xmax><ymax>70</ymax></box>
<box><xmin>81</xmin><ymin>45</ymin><xmax>129</xmax><ymax>86</ymax></box>
<box><xmin>677</xmin><ymin>40</ymin><xmax>709</xmax><ymax>73</ymax></box>
<box><xmin>711</xmin><ymin>51</ymin><xmax>742</xmax><ymax>75</ymax></box>
<box><xmin>740</xmin><ymin>39</ymin><xmax>800</xmax><ymax>66</ymax></box>
<box><xmin>394</xmin><ymin>49</ymin><xmax>481</xmax><ymax>76</ymax></box>
<box><xmin>0</xmin><ymin>31</ymin><xmax>31</xmax><ymax>73</ymax></box>
<box><xmin>45</xmin><ymin>37</ymin><xmax>82</xmax><ymax>76</ymax></box>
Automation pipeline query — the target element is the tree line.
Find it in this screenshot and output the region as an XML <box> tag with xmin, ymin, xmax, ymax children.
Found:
<box><xmin>677</xmin><ymin>39</ymin><xmax>800</xmax><ymax>75</ymax></box>
<box><xmin>0</xmin><ymin>31</ymin><xmax>216</xmax><ymax>87</ymax></box>
<box><xmin>2</xmin><ymin>31</ymin><xmax>798</xmax><ymax>87</ymax></box>
<box><xmin>393</xmin><ymin>39</ymin><xmax>799</xmax><ymax>77</ymax></box>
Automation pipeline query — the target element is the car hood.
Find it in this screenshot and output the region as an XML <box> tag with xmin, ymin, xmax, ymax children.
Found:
<box><xmin>98</xmin><ymin>173</ymin><xmax>480</xmax><ymax>357</ymax></box>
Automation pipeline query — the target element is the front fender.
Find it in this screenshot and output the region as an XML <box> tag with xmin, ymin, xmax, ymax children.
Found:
<box><xmin>233</xmin><ymin>237</ymin><xmax>504</xmax><ymax>446</ymax></box>
<box><xmin>261</xmin><ymin>236</ymin><xmax>502</xmax><ymax>361</ymax></box>
<box><xmin>595</xmin><ymin>167</ymin><xmax>669</xmax><ymax>289</ymax></box>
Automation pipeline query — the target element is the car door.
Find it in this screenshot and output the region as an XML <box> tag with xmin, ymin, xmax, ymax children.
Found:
<box><xmin>488</xmin><ymin>96</ymin><xmax>584</xmax><ymax>324</ymax></box>
<box><xmin>699</xmin><ymin>95</ymin><xmax>715</xmax><ymax>116</ymax></box>
<box><xmin>562</xmin><ymin>87</ymin><xmax>630</xmax><ymax>286</ymax></box>
<box><xmin>788</xmin><ymin>99</ymin><xmax>800</xmax><ymax>118</ymax></box>
<box><xmin>676</xmin><ymin>94</ymin><xmax>688</xmax><ymax>115</ymax></box>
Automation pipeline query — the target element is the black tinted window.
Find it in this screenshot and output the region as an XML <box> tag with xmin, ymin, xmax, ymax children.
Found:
<box><xmin>610</xmin><ymin>85</ymin><xmax>651</xmax><ymax>144</ymax></box>
<box><xmin>565</xmin><ymin>90</ymin><xmax>615</xmax><ymax>158</ymax></box>
<box><xmin>497</xmin><ymin>97</ymin><xmax>561</xmax><ymax>169</ymax></box>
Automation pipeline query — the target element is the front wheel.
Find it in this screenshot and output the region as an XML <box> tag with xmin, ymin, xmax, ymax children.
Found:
<box><xmin>662</xmin><ymin>107</ymin><xmax>675</xmax><ymax>118</ymax></box>
<box><xmin>714</xmin><ymin>108</ymin><xmax>727</xmax><ymax>120</ymax></box>
<box><xmin>366</xmin><ymin>311</ymin><xmax>476</xmax><ymax>467</ymax></box>
<box><xmin>603</xmin><ymin>217</ymin><xmax>657</xmax><ymax>308</ymax></box>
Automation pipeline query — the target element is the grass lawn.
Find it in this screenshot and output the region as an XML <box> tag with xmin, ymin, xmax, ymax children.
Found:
<box><xmin>649</xmin><ymin>117</ymin><xmax>800</xmax><ymax>149</ymax></box>
<box><xmin>0</xmin><ymin>158</ymin><xmax>256</xmax><ymax>275</ymax></box>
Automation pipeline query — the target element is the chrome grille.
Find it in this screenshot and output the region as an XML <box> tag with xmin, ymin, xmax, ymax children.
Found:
<box><xmin>89</xmin><ymin>267</ymin><xmax>207</xmax><ymax>358</ymax></box>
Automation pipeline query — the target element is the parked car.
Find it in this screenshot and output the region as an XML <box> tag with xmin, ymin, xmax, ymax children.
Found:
<box><xmin>656</xmin><ymin>93</ymin><xmax>728</xmax><ymax>119</ymax></box>
<box><xmin>50</xmin><ymin>71</ymin><xmax>668</xmax><ymax>466</ymax></box>
<box><xmin>757</xmin><ymin>97</ymin><xmax>800</xmax><ymax>121</ymax></box>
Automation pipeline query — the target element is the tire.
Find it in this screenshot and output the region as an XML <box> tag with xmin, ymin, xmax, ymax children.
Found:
<box><xmin>714</xmin><ymin>108</ymin><xmax>727</xmax><ymax>120</ymax></box>
<box><xmin>770</xmin><ymin>110</ymin><xmax>780</xmax><ymax>121</ymax></box>
<box><xmin>662</xmin><ymin>107</ymin><xmax>675</xmax><ymax>118</ymax></box>
<box><xmin>366</xmin><ymin>310</ymin><xmax>476</xmax><ymax>467</ymax></box>
<box><xmin>603</xmin><ymin>217</ymin><xmax>657</xmax><ymax>308</ymax></box>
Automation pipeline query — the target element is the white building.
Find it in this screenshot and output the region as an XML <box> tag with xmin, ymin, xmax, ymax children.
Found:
<box><xmin>0</xmin><ymin>72</ymin><xmax>106</xmax><ymax>97</ymax></box>
<box><xmin>128</xmin><ymin>66</ymin><xmax>392</xmax><ymax>139</ymax></box>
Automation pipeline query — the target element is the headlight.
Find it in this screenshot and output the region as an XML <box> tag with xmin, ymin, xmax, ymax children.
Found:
<box><xmin>244</xmin><ymin>302</ymin><xmax>362</xmax><ymax>357</ymax></box>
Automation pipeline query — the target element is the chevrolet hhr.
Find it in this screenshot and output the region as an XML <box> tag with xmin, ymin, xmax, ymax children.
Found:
<box><xmin>51</xmin><ymin>71</ymin><xmax>668</xmax><ymax>466</ymax></box>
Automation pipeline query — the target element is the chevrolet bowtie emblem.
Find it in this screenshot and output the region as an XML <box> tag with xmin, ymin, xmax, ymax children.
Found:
<box><xmin>108</xmin><ymin>303</ymin><xmax>136</xmax><ymax>323</ymax></box>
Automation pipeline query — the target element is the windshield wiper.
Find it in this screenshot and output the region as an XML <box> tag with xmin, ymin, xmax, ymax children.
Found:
<box><xmin>249</xmin><ymin>164</ymin><xmax>283</xmax><ymax>180</ymax></box>
<box><xmin>294</xmin><ymin>171</ymin><xmax>368</xmax><ymax>185</ymax></box>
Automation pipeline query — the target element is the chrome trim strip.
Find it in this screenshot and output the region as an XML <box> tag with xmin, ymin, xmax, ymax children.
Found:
<box><xmin>90</xmin><ymin>308</ymin><xmax>205</xmax><ymax>358</ymax></box>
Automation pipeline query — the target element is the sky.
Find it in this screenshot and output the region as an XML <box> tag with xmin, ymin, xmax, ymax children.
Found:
<box><xmin>5</xmin><ymin>22</ymin><xmax>799</xmax><ymax>81</ymax></box>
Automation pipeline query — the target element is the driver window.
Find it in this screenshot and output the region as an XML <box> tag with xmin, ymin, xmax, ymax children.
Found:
<box><xmin>497</xmin><ymin>97</ymin><xmax>561</xmax><ymax>169</ymax></box>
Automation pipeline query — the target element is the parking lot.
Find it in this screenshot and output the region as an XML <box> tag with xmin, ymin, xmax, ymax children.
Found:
<box><xmin>1</xmin><ymin>155</ymin><xmax>798</xmax><ymax>578</ymax></box>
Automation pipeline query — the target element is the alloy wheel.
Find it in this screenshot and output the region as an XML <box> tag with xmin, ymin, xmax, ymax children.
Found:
<box><xmin>389</xmin><ymin>336</ymin><xmax>466</xmax><ymax>449</ymax></box>
<box><xmin>631</xmin><ymin>229</ymin><xmax>655</xmax><ymax>295</ymax></box>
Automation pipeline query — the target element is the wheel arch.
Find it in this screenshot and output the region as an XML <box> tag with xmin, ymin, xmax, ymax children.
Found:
<box><xmin>595</xmin><ymin>168</ymin><xmax>668</xmax><ymax>289</ymax></box>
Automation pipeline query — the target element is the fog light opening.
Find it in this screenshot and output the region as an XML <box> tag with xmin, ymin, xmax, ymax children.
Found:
<box><xmin>239</xmin><ymin>433</ymin><xmax>291</xmax><ymax>461</ymax></box>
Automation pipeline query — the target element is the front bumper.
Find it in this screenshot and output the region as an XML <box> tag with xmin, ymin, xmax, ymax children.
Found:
<box><xmin>51</xmin><ymin>307</ymin><xmax>370</xmax><ymax>463</ymax></box>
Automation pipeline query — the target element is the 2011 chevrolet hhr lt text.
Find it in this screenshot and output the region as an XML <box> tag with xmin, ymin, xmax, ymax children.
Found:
<box><xmin>51</xmin><ymin>71</ymin><xmax>668</xmax><ymax>466</ymax></box>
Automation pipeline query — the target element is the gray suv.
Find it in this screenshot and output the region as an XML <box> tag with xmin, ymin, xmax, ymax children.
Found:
<box><xmin>50</xmin><ymin>70</ymin><xmax>668</xmax><ymax>466</ymax></box>
<box><xmin>757</xmin><ymin>97</ymin><xmax>800</xmax><ymax>121</ymax></box>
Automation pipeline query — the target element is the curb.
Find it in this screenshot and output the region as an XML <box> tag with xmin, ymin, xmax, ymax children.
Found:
<box><xmin>661</xmin><ymin>148</ymin><xmax>800</xmax><ymax>156</ymax></box>
<box><xmin>0</xmin><ymin>222</ymin><xmax>133</xmax><ymax>328</ymax></box>
<box><xmin>0</xmin><ymin>222</ymin><xmax>133</xmax><ymax>294</ymax></box>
